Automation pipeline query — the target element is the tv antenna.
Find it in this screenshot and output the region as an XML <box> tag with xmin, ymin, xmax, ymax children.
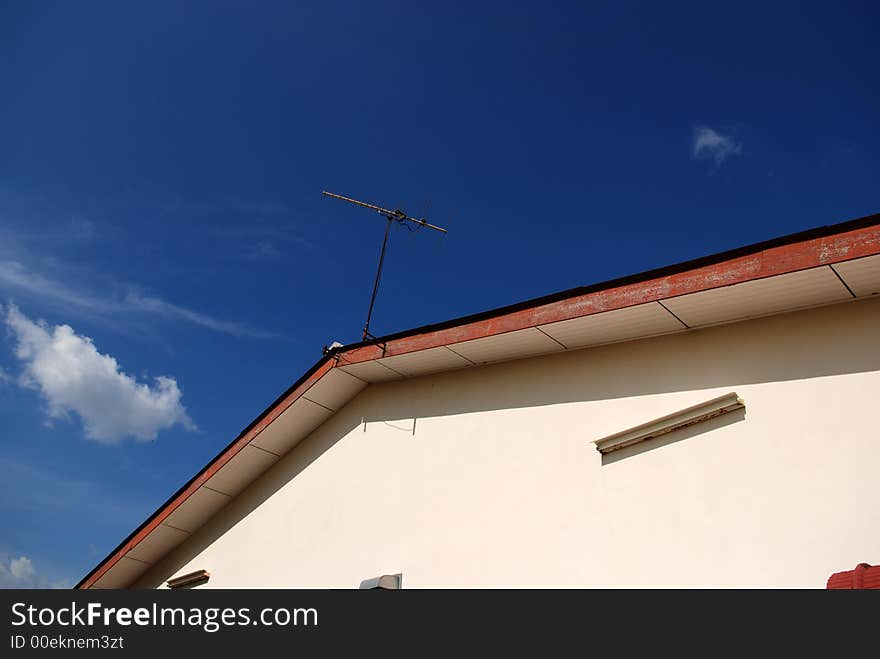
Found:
<box><xmin>322</xmin><ymin>190</ymin><xmax>448</xmax><ymax>342</ymax></box>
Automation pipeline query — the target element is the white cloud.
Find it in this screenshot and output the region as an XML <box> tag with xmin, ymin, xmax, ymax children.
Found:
<box><xmin>0</xmin><ymin>554</ymin><xmax>69</xmax><ymax>589</ymax></box>
<box><xmin>4</xmin><ymin>304</ymin><xmax>194</xmax><ymax>443</ymax></box>
<box><xmin>0</xmin><ymin>260</ymin><xmax>275</xmax><ymax>339</ymax></box>
<box><xmin>692</xmin><ymin>125</ymin><xmax>742</xmax><ymax>164</ymax></box>
<box><xmin>0</xmin><ymin>555</ymin><xmax>36</xmax><ymax>588</ymax></box>
<box><xmin>243</xmin><ymin>241</ymin><xmax>280</xmax><ymax>261</ymax></box>
<box><xmin>9</xmin><ymin>556</ymin><xmax>34</xmax><ymax>580</ymax></box>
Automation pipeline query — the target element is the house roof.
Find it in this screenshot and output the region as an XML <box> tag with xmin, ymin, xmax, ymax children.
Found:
<box><xmin>76</xmin><ymin>212</ymin><xmax>880</xmax><ymax>589</ymax></box>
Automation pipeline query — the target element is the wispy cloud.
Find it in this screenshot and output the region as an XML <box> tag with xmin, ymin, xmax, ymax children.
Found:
<box><xmin>692</xmin><ymin>125</ymin><xmax>742</xmax><ymax>165</ymax></box>
<box><xmin>0</xmin><ymin>260</ymin><xmax>276</xmax><ymax>339</ymax></box>
<box><xmin>4</xmin><ymin>304</ymin><xmax>195</xmax><ymax>443</ymax></box>
<box><xmin>212</xmin><ymin>219</ymin><xmax>314</xmax><ymax>260</ymax></box>
<box><xmin>243</xmin><ymin>241</ymin><xmax>280</xmax><ymax>261</ymax></box>
<box><xmin>0</xmin><ymin>187</ymin><xmax>294</xmax><ymax>338</ymax></box>
<box><xmin>0</xmin><ymin>457</ymin><xmax>152</xmax><ymax>528</ymax></box>
<box><xmin>162</xmin><ymin>199</ymin><xmax>291</xmax><ymax>216</ymax></box>
<box><xmin>0</xmin><ymin>261</ymin><xmax>107</xmax><ymax>313</ymax></box>
<box><xmin>122</xmin><ymin>290</ymin><xmax>276</xmax><ymax>339</ymax></box>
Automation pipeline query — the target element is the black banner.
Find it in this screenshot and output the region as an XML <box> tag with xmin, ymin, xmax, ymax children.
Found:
<box><xmin>0</xmin><ymin>588</ymin><xmax>872</xmax><ymax>654</ymax></box>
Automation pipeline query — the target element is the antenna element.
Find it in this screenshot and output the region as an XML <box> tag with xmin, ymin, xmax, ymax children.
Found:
<box><xmin>322</xmin><ymin>190</ymin><xmax>448</xmax><ymax>342</ymax></box>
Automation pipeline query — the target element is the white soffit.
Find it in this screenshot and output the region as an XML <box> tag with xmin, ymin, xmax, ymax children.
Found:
<box><xmin>449</xmin><ymin>327</ymin><xmax>565</xmax><ymax>365</ymax></box>
<box><xmin>251</xmin><ymin>396</ymin><xmax>335</xmax><ymax>454</ymax></box>
<box><xmin>204</xmin><ymin>445</ymin><xmax>279</xmax><ymax>497</ymax></box>
<box><xmin>378</xmin><ymin>345</ymin><xmax>473</xmax><ymax>377</ymax></box>
<box><xmin>125</xmin><ymin>524</ymin><xmax>189</xmax><ymax>564</ymax></box>
<box><xmin>661</xmin><ymin>266</ymin><xmax>852</xmax><ymax>328</ymax></box>
<box><xmin>302</xmin><ymin>367</ymin><xmax>366</xmax><ymax>411</ymax></box>
<box><xmin>337</xmin><ymin>359</ymin><xmax>403</xmax><ymax>383</ymax></box>
<box><xmin>93</xmin><ymin>556</ymin><xmax>151</xmax><ymax>589</ymax></box>
<box><xmin>539</xmin><ymin>302</ymin><xmax>685</xmax><ymax>349</ymax></box>
<box><xmin>833</xmin><ymin>254</ymin><xmax>880</xmax><ymax>298</ymax></box>
<box><xmin>162</xmin><ymin>486</ymin><xmax>231</xmax><ymax>533</ymax></box>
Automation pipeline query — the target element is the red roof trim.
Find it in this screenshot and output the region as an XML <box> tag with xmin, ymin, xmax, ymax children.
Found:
<box><xmin>338</xmin><ymin>221</ymin><xmax>880</xmax><ymax>365</ymax></box>
<box><xmin>76</xmin><ymin>214</ymin><xmax>880</xmax><ymax>589</ymax></box>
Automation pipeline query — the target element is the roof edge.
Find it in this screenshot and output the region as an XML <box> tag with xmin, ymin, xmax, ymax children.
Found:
<box><xmin>74</xmin><ymin>354</ymin><xmax>334</xmax><ymax>589</ymax></box>
<box><xmin>328</xmin><ymin>211</ymin><xmax>880</xmax><ymax>356</ymax></box>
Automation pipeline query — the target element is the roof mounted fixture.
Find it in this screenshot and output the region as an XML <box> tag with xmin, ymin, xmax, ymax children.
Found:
<box><xmin>322</xmin><ymin>341</ymin><xmax>345</xmax><ymax>356</ymax></box>
<box><xmin>166</xmin><ymin>569</ymin><xmax>210</xmax><ymax>589</ymax></box>
<box><xmin>322</xmin><ymin>191</ymin><xmax>448</xmax><ymax>342</ymax></box>
<box><xmin>593</xmin><ymin>392</ymin><xmax>745</xmax><ymax>455</ymax></box>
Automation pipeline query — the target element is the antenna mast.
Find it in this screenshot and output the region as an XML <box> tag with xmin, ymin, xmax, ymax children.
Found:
<box><xmin>322</xmin><ymin>190</ymin><xmax>448</xmax><ymax>342</ymax></box>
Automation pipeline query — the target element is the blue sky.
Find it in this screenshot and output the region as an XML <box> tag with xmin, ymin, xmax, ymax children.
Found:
<box><xmin>0</xmin><ymin>1</ymin><xmax>877</xmax><ymax>587</ymax></box>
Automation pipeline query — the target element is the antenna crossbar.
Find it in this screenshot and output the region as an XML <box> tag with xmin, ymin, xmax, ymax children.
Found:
<box><xmin>322</xmin><ymin>191</ymin><xmax>448</xmax><ymax>233</ymax></box>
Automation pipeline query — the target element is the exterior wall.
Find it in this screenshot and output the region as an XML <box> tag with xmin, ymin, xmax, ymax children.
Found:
<box><xmin>133</xmin><ymin>297</ymin><xmax>880</xmax><ymax>588</ymax></box>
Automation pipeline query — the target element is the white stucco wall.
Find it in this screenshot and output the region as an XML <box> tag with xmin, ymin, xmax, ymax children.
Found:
<box><xmin>134</xmin><ymin>296</ymin><xmax>880</xmax><ymax>588</ymax></box>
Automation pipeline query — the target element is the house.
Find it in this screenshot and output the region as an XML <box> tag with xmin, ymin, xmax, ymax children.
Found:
<box><xmin>77</xmin><ymin>213</ymin><xmax>880</xmax><ymax>588</ymax></box>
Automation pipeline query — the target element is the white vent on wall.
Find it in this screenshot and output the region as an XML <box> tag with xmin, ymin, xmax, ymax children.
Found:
<box><xmin>359</xmin><ymin>573</ymin><xmax>402</xmax><ymax>589</ymax></box>
<box><xmin>166</xmin><ymin>569</ymin><xmax>210</xmax><ymax>589</ymax></box>
<box><xmin>593</xmin><ymin>392</ymin><xmax>745</xmax><ymax>455</ymax></box>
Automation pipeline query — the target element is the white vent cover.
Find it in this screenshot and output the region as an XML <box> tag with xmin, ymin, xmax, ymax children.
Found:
<box><xmin>593</xmin><ymin>392</ymin><xmax>745</xmax><ymax>455</ymax></box>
